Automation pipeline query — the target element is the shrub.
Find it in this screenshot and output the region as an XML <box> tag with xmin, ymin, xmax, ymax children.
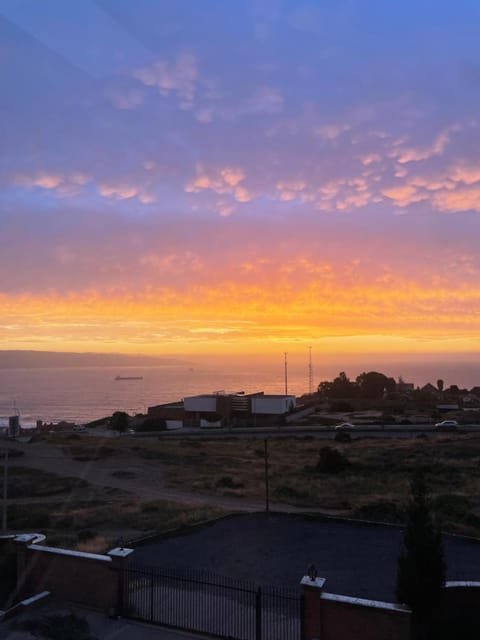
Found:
<box><xmin>215</xmin><ymin>476</ymin><xmax>244</xmax><ymax>489</ymax></box>
<box><xmin>316</xmin><ymin>447</ymin><xmax>349</xmax><ymax>473</ymax></box>
<box><xmin>334</xmin><ymin>431</ymin><xmax>351</xmax><ymax>443</ymax></box>
<box><xmin>139</xmin><ymin>418</ymin><xmax>167</xmax><ymax>431</ymax></box>
<box><xmin>77</xmin><ymin>529</ymin><xmax>97</xmax><ymax>543</ymax></box>
<box><xmin>274</xmin><ymin>485</ymin><xmax>309</xmax><ymax>500</ymax></box>
<box><xmin>24</xmin><ymin>613</ymin><xmax>95</xmax><ymax>640</ymax></box>
<box><xmin>354</xmin><ymin>500</ymin><xmax>404</xmax><ymax>523</ymax></box>
<box><xmin>329</xmin><ymin>401</ymin><xmax>354</xmax><ymax>412</ymax></box>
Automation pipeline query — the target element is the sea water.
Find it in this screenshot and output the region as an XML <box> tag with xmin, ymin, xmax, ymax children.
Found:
<box><xmin>0</xmin><ymin>355</ymin><xmax>479</xmax><ymax>425</ymax></box>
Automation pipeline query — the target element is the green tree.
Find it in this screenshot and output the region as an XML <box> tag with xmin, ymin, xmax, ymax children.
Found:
<box><xmin>436</xmin><ymin>379</ymin><xmax>444</xmax><ymax>393</ymax></box>
<box><xmin>109</xmin><ymin>411</ymin><xmax>129</xmax><ymax>432</ymax></box>
<box><xmin>396</xmin><ymin>472</ymin><xmax>445</xmax><ymax>635</ymax></box>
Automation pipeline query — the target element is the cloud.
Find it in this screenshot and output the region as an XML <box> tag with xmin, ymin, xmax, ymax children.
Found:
<box><xmin>185</xmin><ymin>165</ymin><xmax>251</xmax><ymax>205</ymax></box>
<box><xmin>360</xmin><ymin>153</ymin><xmax>381</xmax><ymax>166</ymax></box>
<box><xmin>108</xmin><ymin>88</ymin><xmax>145</xmax><ymax>110</ymax></box>
<box><xmin>97</xmin><ymin>181</ymin><xmax>155</xmax><ymax>203</ymax></box>
<box><xmin>15</xmin><ymin>173</ymin><xmax>63</xmax><ymax>190</ymax></box>
<box><xmin>276</xmin><ymin>179</ymin><xmax>306</xmax><ymax>201</ymax></box>
<box><xmin>315</xmin><ymin>123</ymin><xmax>350</xmax><ymax>140</ymax></box>
<box><xmin>134</xmin><ymin>53</ymin><xmax>198</xmax><ymax>108</ymax></box>
<box><xmin>433</xmin><ymin>187</ymin><xmax>480</xmax><ymax>213</ymax></box>
<box><xmin>381</xmin><ymin>184</ymin><xmax>429</xmax><ymax>207</ymax></box>
<box><xmin>450</xmin><ymin>164</ymin><xmax>480</xmax><ymax>185</ymax></box>
<box><xmin>389</xmin><ymin>125</ymin><xmax>460</xmax><ymax>164</ymax></box>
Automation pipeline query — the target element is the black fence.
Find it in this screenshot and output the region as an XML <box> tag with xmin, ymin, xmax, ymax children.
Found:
<box><xmin>124</xmin><ymin>564</ymin><xmax>303</xmax><ymax>640</ymax></box>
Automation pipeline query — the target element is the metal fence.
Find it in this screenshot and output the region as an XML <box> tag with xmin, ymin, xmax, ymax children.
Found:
<box><xmin>124</xmin><ymin>564</ymin><xmax>303</xmax><ymax>640</ymax></box>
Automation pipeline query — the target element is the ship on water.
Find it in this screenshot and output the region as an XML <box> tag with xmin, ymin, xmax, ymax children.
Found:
<box><xmin>114</xmin><ymin>375</ymin><xmax>143</xmax><ymax>381</ymax></box>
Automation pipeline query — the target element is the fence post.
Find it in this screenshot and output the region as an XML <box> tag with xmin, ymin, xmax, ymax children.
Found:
<box><xmin>150</xmin><ymin>575</ymin><xmax>155</xmax><ymax>622</ymax></box>
<box><xmin>256</xmin><ymin>586</ymin><xmax>262</xmax><ymax>640</ymax></box>
<box><xmin>108</xmin><ymin>547</ymin><xmax>134</xmax><ymax>617</ymax></box>
<box><xmin>300</xmin><ymin>575</ymin><xmax>325</xmax><ymax>640</ymax></box>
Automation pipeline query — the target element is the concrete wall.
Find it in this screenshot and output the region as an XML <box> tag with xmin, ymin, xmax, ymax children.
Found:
<box><xmin>251</xmin><ymin>395</ymin><xmax>296</xmax><ymax>415</ymax></box>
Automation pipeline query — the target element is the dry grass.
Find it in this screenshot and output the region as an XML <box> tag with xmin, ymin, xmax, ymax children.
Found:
<box><xmin>35</xmin><ymin>432</ymin><xmax>480</xmax><ymax>538</ymax></box>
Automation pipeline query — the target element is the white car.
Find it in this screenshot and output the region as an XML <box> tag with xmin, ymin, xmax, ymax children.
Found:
<box><xmin>335</xmin><ymin>422</ymin><xmax>355</xmax><ymax>431</ymax></box>
<box><xmin>434</xmin><ymin>420</ymin><xmax>458</xmax><ymax>431</ymax></box>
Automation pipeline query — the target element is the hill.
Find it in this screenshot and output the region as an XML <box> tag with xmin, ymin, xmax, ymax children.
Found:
<box><xmin>0</xmin><ymin>350</ymin><xmax>186</xmax><ymax>369</ymax></box>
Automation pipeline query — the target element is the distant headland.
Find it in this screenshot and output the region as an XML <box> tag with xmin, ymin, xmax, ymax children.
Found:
<box><xmin>0</xmin><ymin>350</ymin><xmax>187</xmax><ymax>369</ymax></box>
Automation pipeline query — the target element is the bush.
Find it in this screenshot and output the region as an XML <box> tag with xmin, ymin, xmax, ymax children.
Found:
<box><xmin>77</xmin><ymin>529</ymin><xmax>97</xmax><ymax>543</ymax></box>
<box><xmin>24</xmin><ymin>613</ymin><xmax>95</xmax><ymax>640</ymax></box>
<box><xmin>274</xmin><ymin>485</ymin><xmax>309</xmax><ymax>501</ymax></box>
<box><xmin>315</xmin><ymin>447</ymin><xmax>349</xmax><ymax>473</ymax></box>
<box><xmin>334</xmin><ymin>431</ymin><xmax>351</xmax><ymax>443</ymax></box>
<box><xmin>354</xmin><ymin>500</ymin><xmax>404</xmax><ymax>523</ymax></box>
<box><xmin>215</xmin><ymin>476</ymin><xmax>244</xmax><ymax>489</ymax></box>
<box><xmin>139</xmin><ymin>418</ymin><xmax>167</xmax><ymax>431</ymax></box>
<box><xmin>329</xmin><ymin>401</ymin><xmax>354</xmax><ymax>412</ymax></box>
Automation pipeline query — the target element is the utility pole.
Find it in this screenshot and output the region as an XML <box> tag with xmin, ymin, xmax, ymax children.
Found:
<box><xmin>264</xmin><ymin>439</ymin><xmax>270</xmax><ymax>513</ymax></box>
<box><xmin>2</xmin><ymin>446</ymin><xmax>8</xmax><ymax>533</ymax></box>
<box><xmin>308</xmin><ymin>345</ymin><xmax>313</xmax><ymax>395</ymax></box>
<box><xmin>284</xmin><ymin>352</ymin><xmax>288</xmax><ymax>396</ymax></box>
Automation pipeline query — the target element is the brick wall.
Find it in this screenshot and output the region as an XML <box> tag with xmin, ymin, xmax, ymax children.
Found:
<box><xmin>301</xmin><ymin>576</ymin><xmax>411</xmax><ymax>640</ymax></box>
<box><xmin>15</xmin><ymin>544</ymin><xmax>126</xmax><ymax>612</ymax></box>
<box><xmin>320</xmin><ymin>594</ymin><xmax>410</xmax><ymax>640</ymax></box>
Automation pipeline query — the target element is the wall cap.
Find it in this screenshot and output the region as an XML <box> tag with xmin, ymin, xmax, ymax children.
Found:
<box><xmin>108</xmin><ymin>547</ymin><xmax>134</xmax><ymax>558</ymax></box>
<box><xmin>27</xmin><ymin>544</ymin><xmax>112</xmax><ymax>562</ymax></box>
<box><xmin>322</xmin><ymin>592</ymin><xmax>411</xmax><ymax>613</ymax></box>
<box><xmin>446</xmin><ymin>581</ymin><xmax>480</xmax><ymax>588</ymax></box>
<box><xmin>301</xmin><ymin>576</ymin><xmax>326</xmax><ymax>589</ymax></box>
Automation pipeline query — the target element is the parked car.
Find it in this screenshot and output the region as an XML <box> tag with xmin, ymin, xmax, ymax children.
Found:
<box><xmin>434</xmin><ymin>420</ymin><xmax>458</xmax><ymax>431</ymax></box>
<box><xmin>335</xmin><ymin>422</ymin><xmax>355</xmax><ymax>431</ymax></box>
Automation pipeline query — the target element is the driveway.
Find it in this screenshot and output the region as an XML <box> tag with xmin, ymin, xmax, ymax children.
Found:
<box><xmin>132</xmin><ymin>512</ymin><xmax>480</xmax><ymax>602</ymax></box>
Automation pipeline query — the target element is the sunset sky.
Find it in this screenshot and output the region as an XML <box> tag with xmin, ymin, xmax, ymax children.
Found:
<box><xmin>2</xmin><ymin>1</ymin><xmax>480</xmax><ymax>358</ymax></box>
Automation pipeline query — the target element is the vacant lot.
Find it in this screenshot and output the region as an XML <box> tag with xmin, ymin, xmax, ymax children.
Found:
<box><xmin>6</xmin><ymin>432</ymin><xmax>480</xmax><ymax>547</ymax></box>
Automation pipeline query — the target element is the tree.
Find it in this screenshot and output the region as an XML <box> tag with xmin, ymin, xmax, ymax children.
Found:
<box><xmin>356</xmin><ymin>371</ymin><xmax>396</xmax><ymax>399</ymax></box>
<box><xmin>396</xmin><ymin>472</ymin><xmax>445</xmax><ymax>621</ymax></box>
<box><xmin>437</xmin><ymin>379</ymin><xmax>444</xmax><ymax>393</ymax></box>
<box><xmin>109</xmin><ymin>411</ymin><xmax>129</xmax><ymax>432</ymax></box>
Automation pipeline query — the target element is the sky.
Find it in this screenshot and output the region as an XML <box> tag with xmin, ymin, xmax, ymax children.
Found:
<box><xmin>1</xmin><ymin>0</ymin><xmax>480</xmax><ymax>359</ymax></box>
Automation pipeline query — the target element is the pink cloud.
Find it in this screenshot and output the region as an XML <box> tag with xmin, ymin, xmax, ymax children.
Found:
<box><xmin>134</xmin><ymin>53</ymin><xmax>197</xmax><ymax>107</ymax></box>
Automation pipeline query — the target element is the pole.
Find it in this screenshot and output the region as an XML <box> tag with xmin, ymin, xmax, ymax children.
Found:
<box><xmin>308</xmin><ymin>346</ymin><xmax>313</xmax><ymax>395</ymax></box>
<box><xmin>264</xmin><ymin>439</ymin><xmax>269</xmax><ymax>513</ymax></box>
<box><xmin>284</xmin><ymin>352</ymin><xmax>288</xmax><ymax>396</ymax></box>
<box><xmin>2</xmin><ymin>446</ymin><xmax>8</xmax><ymax>533</ymax></box>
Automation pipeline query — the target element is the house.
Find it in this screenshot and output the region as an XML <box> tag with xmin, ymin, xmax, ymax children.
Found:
<box><xmin>148</xmin><ymin>392</ymin><xmax>297</xmax><ymax>429</ymax></box>
<box><xmin>184</xmin><ymin>391</ymin><xmax>296</xmax><ymax>428</ymax></box>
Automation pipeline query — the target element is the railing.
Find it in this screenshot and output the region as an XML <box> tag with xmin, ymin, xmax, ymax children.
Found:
<box><xmin>125</xmin><ymin>564</ymin><xmax>303</xmax><ymax>640</ymax></box>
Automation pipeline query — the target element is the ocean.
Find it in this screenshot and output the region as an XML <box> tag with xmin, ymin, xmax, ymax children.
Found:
<box><xmin>1</xmin><ymin>355</ymin><xmax>479</xmax><ymax>426</ymax></box>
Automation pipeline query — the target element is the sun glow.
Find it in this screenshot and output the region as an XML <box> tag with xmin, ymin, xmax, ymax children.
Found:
<box><xmin>2</xmin><ymin>281</ymin><xmax>480</xmax><ymax>356</ymax></box>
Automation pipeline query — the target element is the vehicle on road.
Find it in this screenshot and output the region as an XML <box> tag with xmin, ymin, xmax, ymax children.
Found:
<box><xmin>335</xmin><ymin>422</ymin><xmax>355</xmax><ymax>431</ymax></box>
<box><xmin>434</xmin><ymin>420</ymin><xmax>458</xmax><ymax>431</ymax></box>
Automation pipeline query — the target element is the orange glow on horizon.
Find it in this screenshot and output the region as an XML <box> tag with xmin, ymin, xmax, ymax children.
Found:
<box><xmin>2</xmin><ymin>278</ymin><xmax>480</xmax><ymax>357</ymax></box>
